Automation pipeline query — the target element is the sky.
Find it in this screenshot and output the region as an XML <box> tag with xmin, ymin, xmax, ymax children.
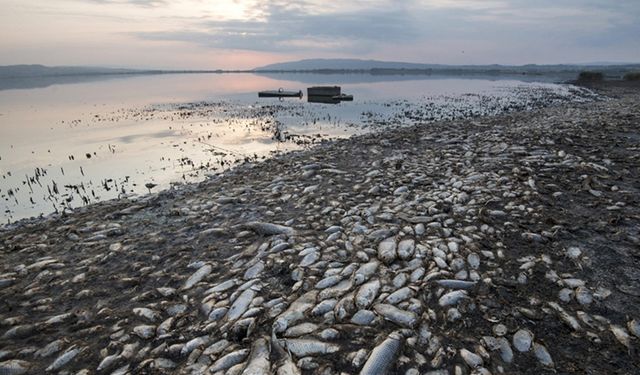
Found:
<box><xmin>1</xmin><ymin>0</ymin><xmax>639</xmax><ymax>70</ymax></box>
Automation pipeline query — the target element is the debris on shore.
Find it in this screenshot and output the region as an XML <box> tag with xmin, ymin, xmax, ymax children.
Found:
<box><xmin>0</xmin><ymin>87</ymin><xmax>638</xmax><ymax>374</ymax></box>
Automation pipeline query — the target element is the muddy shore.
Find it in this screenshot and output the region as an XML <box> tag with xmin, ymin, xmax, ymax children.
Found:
<box><xmin>1</xmin><ymin>85</ymin><xmax>639</xmax><ymax>374</ymax></box>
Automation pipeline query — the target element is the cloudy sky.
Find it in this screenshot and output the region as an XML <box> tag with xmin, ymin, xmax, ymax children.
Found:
<box><xmin>1</xmin><ymin>0</ymin><xmax>639</xmax><ymax>69</ymax></box>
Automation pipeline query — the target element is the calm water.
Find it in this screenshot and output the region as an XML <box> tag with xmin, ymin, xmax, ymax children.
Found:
<box><xmin>0</xmin><ymin>73</ymin><xmax>597</xmax><ymax>222</ymax></box>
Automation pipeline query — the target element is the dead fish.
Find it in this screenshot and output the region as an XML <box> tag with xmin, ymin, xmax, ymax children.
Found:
<box><xmin>356</xmin><ymin>279</ymin><xmax>381</xmax><ymax>309</ymax></box>
<box><xmin>610</xmin><ymin>325</ymin><xmax>632</xmax><ymax>349</ymax></box>
<box><xmin>209</xmin><ymin>349</ymin><xmax>250</xmax><ymax>372</ymax></box>
<box><xmin>533</xmin><ymin>343</ymin><xmax>554</xmax><ymax>367</ymax></box>
<box><xmin>152</xmin><ymin>358</ymin><xmax>177</xmax><ymax>370</ymax></box>
<box><xmin>119</xmin><ymin>342</ymin><xmax>139</xmax><ymax>360</ymax></box>
<box><xmin>512</xmin><ymin>329</ymin><xmax>533</xmax><ymax>352</ymax></box>
<box><xmin>378</xmin><ymin>237</ymin><xmax>397</xmax><ymax>264</ymax></box>
<box><xmin>397</xmin><ymin>239</ymin><xmax>415</xmax><ymax>260</ymax></box>
<box><xmin>97</xmin><ymin>353</ymin><xmax>120</xmax><ymax>372</ymax></box>
<box><xmin>35</xmin><ymin>339</ymin><xmax>65</xmax><ymax>358</ymax></box>
<box><xmin>300</xmin><ymin>251</ymin><xmax>320</xmax><ymax>267</ymax></box>
<box><xmin>2</xmin><ymin>325</ymin><xmax>35</xmax><ymax>339</ymax></box>
<box><xmin>43</xmin><ymin>313</ymin><xmax>73</xmax><ymax>325</ymax></box>
<box><xmin>244</xmin><ymin>261</ymin><xmax>265</xmax><ymax>280</ymax></box>
<box><xmin>438</xmin><ymin>290</ymin><xmax>468</xmax><ymax>306</ymax></box>
<box><xmin>359</xmin><ymin>332</ymin><xmax>403</xmax><ymax>375</ymax></box>
<box><xmin>181</xmin><ymin>335</ymin><xmax>210</xmax><ymax>356</ymax></box>
<box><xmin>335</xmin><ymin>294</ymin><xmax>356</xmax><ymax>321</ymax></box>
<box><xmin>384</xmin><ymin>287</ymin><xmax>414</xmax><ymax>305</ymax></box>
<box><xmin>272</xmin><ymin>334</ymin><xmax>301</xmax><ymax>375</ymax></box>
<box><xmin>311</xmin><ymin>299</ymin><xmax>337</xmax><ymax>316</ymax></box>
<box><xmin>315</xmin><ymin>275</ymin><xmax>343</xmax><ymax>289</ymax></box>
<box><xmin>183</xmin><ymin>264</ymin><xmax>212</xmax><ymax>290</ymax></box>
<box><xmin>0</xmin><ymin>360</ymin><xmax>30</xmax><ymax>375</ymax></box>
<box><xmin>156</xmin><ymin>317</ymin><xmax>174</xmax><ymax>337</ymax></box>
<box><xmin>547</xmin><ymin>302</ymin><xmax>581</xmax><ymax>331</ymax></box>
<box><xmin>354</xmin><ymin>261</ymin><xmax>379</xmax><ymax>285</ymax></box>
<box><xmin>227</xmin><ymin>289</ymin><xmax>256</xmax><ymax>321</ymax></box>
<box><xmin>434</xmin><ymin>279</ymin><xmax>476</xmax><ymax>290</ymax></box>
<box><xmin>46</xmin><ymin>346</ymin><xmax>82</xmax><ymax>372</ymax></box>
<box><xmin>373</xmin><ymin>304</ymin><xmax>418</xmax><ymax>328</ymax></box>
<box><xmin>133</xmin><ymin>325</ymin><xmax>156</xmax><ymax>339</ymax></box>
<box><xmin>241</xmin><ymin>337</ymin><xmax>271</xmax><ymax>375</ymax></box>
<box><xmin>459</xmin><ymin>348</ymin><xmax>483</xmax><ymax>368</ymax></box>
<box><xmin>273</xmin><ymin>290</ymin><xmax>318</xmax><ymax>333</ymax></box>
<box><xmin>245</xmin><ymin>222</ymin><xmax>295</xmax><ymax>236</ymax></box>
<box><xmin>133</xmin><ymin>307</ymin><xmax>159</xmax><ymax>322</ymax></box>
<box><xmin>208</xmin><ymin>279</ymin><xmax>237</xmax><ymax>293</ymax></box>
<box><xmin>283</xmin><ymin>339</ymin><xmax>340</xmax><ymax>357</ymax></box>
<box><xmin>284</xmin><ymin>323</ymin><xmax>319</xmax><ymax>338</ymax></box>
<box><xmin>318</xmin><ymin>279</ymin><xmax>353</xmax><ymax>300</ymax></box>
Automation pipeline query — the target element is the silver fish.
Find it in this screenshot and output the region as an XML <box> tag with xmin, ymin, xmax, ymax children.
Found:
<box><xmin>0</xmin><ymin>360</ymin><xmax>30</xmax><ymax>375</ymax></box>
<box><xmin>359</xmin><ymin>332</ymin><xmax>403</xmax><ymax>375</ymax></box>
<box><xmin>315</xmin><ymin>275</ymin><xmax>343</xmax><ymax>289</ymax></box>
<box><xmin>227</xmin><ymin>289</ymin><xmax>256</xmax><ymax>321</ymax></box>
<box><xmin>183</xmin><ymin>264</ymin><xmax>212</xmax><ymax>290</ymax></box>
<box><xmin>384</xmin><ymin>287</ymin><xmax>414</xmax><ymax>305</ymax></box>
<box><xmin>378</xmin><ymin>237</ymin><xmax>397</xmax><ymax>264</ymax></box>
<box><xmin>610</xmin><ymin>325</ymin><xmax>631</xmax><ymax>349</ymax></box>
<box><xmin>181</xmin><ymin>335</ymin><xmax>210</xmax><ymax>356</ymax></box>
<box><xmin>272</xmin><ymin>335</ymin><xmax>301</xmax><ymax>375</ymax></box>
<box><xmin>245</xmin><ymin>222</ymin><xmax>295</xmax><ymax>236</ymax></box>
<box><xmin>459</xmin><ymin>348</ymin><xmax>483</xmax><ymax>368</ymax></box>
<box><xmin>209</xmin><ymin>349</ymin><xmax>250</xmax><ymax>372</ymax></box>
<box><xmin>438</xmin><ymin>290</ymin><xmax>468</xmax><ymax>307</ymax></box>
<box><xmin>354</xmin><ymin>261</ymin><xmax>380</xmax><ymax>286</ymax></box>
<box><xmin>547</xmin><ymin>302</ymin><xmax>581</xmax><ymax>331</ymax></box>
<box><xmin>373</xmin><ymin>304</ymin><xmax>418</xmax><ymax>328</ymax></box>
<box><xmin>133</xmin><ymin>325</ymin><xmax>156</xmax><ymax>339</ymax></box>
<box><xmin>273</xmin><ymin>290</ymin><xmax>318</xmax><ymax>333</ymax></box>
<box><xmin>241</xmin><ymin>337</ymin><xmax>271</xmax><ymax>375</ymax></box>
<box><xmin>96</xmin><ymin>353</ymin><xmax>120</xmax><ymax>372</ymax></box>
<box><xmin>397</xmin><ymin>239</ymin><xmax>415</xmax><ymax>260</ymax></box>
<box><xmin>356</xmin><ymin>279</ymin><xmax>381</xmax><ymax>309</ymax></box>
<box><xmin>35</xmin><ymin>339</ymin><xmax>65</xmax><ymax>358</ymax></box>
<box><xmin>318</xmin><ymin>279</ymin><xmax>353</xmax><ymax>300</ymax></box>
<box><xmin>46</xmin><ymin>346</ymin><xmax>82</xmax><ymax>372</ymax></box>
<box><xmin>283</xmin><ymin>339</ymin><xmax>340</xmax><ymax>357</ymax></box>
<box><xmin>133</xmin><ymin>307</ymin><xmax>159</xmax><ymax>322</ymax></box>
<box><xmin>284</xmin><ymin>323</ymin><xmax>319</xmax><ymax>338</ymax></box>
<box><xmin>533</xmin><ymin>343</ymin><xmax>553</xmax><ymax>367</ymax></box>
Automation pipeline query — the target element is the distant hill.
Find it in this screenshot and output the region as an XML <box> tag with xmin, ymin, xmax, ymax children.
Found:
<box><xmin>255</xmin><ymin>58</ymin><xmax>640</xmax><ymax>76</ymax></box>
<box><xmin>0</xmin><ymin>65</ymin><xmax>152</xmax><ymax>78</ymax></box>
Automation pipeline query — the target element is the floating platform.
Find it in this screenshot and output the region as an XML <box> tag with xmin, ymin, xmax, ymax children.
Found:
<box><xmin>307</xmin><ymin>86</ymin><xmax>341</xmax><ymax>97</ymax></box>
<box><xmin>306</xmin><ymin>86</ymin><xmax>354</xmax><ymax>103</ymax></box>
<box><xmin>258</xmin><ymin>89</ymin><xmax>303</xmax><ymax>98</ymax></box>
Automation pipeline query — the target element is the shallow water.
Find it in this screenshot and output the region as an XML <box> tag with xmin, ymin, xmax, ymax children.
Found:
<box><xmin>0</xmin><ymin>73</ymin><xmax>597</xmax><ymax>222</ymax></box>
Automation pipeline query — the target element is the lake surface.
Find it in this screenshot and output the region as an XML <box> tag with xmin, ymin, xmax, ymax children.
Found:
<box><xmin>0</xmin><ymin>73</ymin><xmax>598</xmax><ymax>222</ymax></box>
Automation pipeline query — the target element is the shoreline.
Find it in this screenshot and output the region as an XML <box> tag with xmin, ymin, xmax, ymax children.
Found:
<box><xmin>1</xmin><ymin>86</ymin><xmax>639</xmax><ymax>374</ymax></box>
<box><xmin>1</xmin><ymin>82</ymin><xmax>602</xmax><ymax>226</ymax></box>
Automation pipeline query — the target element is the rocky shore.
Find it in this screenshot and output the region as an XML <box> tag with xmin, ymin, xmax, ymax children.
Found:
<box><xmin>1</xmin><ymin>85</ymin><xmax>639</xmax><ymax>374</ymax></box>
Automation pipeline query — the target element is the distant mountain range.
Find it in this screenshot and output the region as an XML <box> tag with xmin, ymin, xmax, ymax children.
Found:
<box><xmin>1</xmin><ymin>60</ymin><xmax>638</xmax><ymax>84</ymax></box>
<box><xmin>255</xmin><ymin>58</ymin><xmax>640</xmax><ymax>74</ymax></box>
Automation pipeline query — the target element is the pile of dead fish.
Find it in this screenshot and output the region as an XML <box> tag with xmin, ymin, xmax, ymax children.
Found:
<box><xmin>0</xmin><ymin>89</ymin><xmax>639</xmax><ymax>374</ymax></box>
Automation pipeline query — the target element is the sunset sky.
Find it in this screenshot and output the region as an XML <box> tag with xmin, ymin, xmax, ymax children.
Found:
<box><xmin>1</xmin><ymin>0</ymin><xmax>639</xmax><ymax>69</ymax></box>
